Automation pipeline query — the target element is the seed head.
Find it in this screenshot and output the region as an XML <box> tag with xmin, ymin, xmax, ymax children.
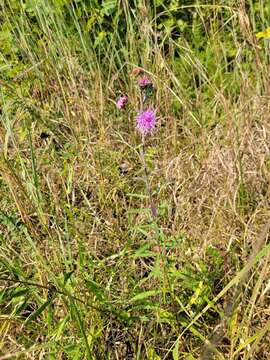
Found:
<box><xmin>132</xmin><ymin>67</ymin><xmax>143</xmax><ymax>77</ymax></box>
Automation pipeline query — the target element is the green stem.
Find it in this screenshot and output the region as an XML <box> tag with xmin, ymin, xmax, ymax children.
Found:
<box><xmin>140</xmin><ymin>135</ymin><xmax>157</xmax><ymax>220</ymax></box>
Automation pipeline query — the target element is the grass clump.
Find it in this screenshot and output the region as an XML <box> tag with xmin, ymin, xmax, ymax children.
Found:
<box><xmin>1</xmin><ymin>1</ymin><xmax>270</xmax><ymax>359</ymax></box>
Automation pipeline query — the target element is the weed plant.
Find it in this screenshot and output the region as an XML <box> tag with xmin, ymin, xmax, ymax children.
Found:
<box><xmin>0</xmin><ymin>1</ymin><xmax>270</xmax><ymax>359</ymax></box>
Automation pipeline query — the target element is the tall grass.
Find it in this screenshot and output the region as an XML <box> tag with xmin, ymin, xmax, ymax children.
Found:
<box><xmin>0</xmin><ymin>1</ymin><xmax>270</xmax><ymax>359</ymax></box>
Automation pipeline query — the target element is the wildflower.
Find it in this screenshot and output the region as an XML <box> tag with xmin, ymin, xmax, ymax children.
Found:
<box><xmin>136</xmin><ymin>108</ymin><xmax>156</xmax><ymax>135</ymax></box>
<box><xmin>138</xmin><ymin>75</ymin><xmax>152</xmax><ymax>89</ymax></box>
<box><xmin>116</xmin><ymin>95</ymin><xmax>128</xmax><ymax>109</ymax></box>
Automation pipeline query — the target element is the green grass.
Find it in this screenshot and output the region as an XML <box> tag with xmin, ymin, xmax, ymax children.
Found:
<box><xmin>0</xmin><ymin>1</ymin><xmax>270</xmax><ymax>359</ymax></box>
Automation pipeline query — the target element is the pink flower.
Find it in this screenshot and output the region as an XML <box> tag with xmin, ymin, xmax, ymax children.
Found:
<box><xmin>116</xmin><ymin>95</ymin><xmax>128</xmax><ymax>109</ymax></box>
<box><xmin>136</xmin><ymin>109</ymin><xmax>156</xmax><ymax>135</ymax></box>
<box><xmin>138</xmin><ymin>76</ymin><xmax>152</xmax><ymax>89</ymax></box>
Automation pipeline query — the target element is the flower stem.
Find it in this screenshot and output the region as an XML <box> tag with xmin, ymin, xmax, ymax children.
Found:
<box><xmin>140</xmin><ymin>134</ymin><xmax>157</xmax><ymax>220</ymax></box>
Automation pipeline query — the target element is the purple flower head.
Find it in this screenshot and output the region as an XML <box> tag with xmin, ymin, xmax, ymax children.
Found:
<box><xmin>136</xmin><ymin>108</ymin><xmax>156</xmax><ymax>135</ymax></box>
<box><xmin>116</xmin><ymin>95</ymin><xmax>128</xmax><ymax>109</ymax></box>
<box><xmin>138</xmin><ymin>75</ymin><xmax>152</xmax><ymax>89</ymax></box>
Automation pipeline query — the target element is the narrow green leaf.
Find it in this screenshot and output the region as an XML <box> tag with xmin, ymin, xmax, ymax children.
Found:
<box><xmin>133</xmin><ymin>243</ymin><xmax>157</xmax><ymax>259</ymax></box>
<box><xmin>129</xmin><ymin>290</ymin><xmax>159</xmax><ymax>303</ymax></box>
<box><xmin>24</xmin><ymin>298</ymin><xmax>52</xmax><ymax>325</ymax></box>
<box><xmin>85</xmin><ymin>279</ymin><xmax>107</xmax><ymax>302</ymax></box>
<box><xmin>15</xmin><ymin>296</ymin><xmax>32</xmax><ymax>316</ymax></box>
<box><xmin>126</xmin><ymin>193</ymin><xmax>148</xmax><ymax>199</ymax></box>
<box><xmin>64</xmin><ymin>269</ymin><xmax>75</xmax><ymax>285</ymax></box>
<box><xmin>69</xmin><ymin>299</ymin><xmax>93</xmax><ymax>359</ymax></box>
<box><xmin>172</xmin><ymin>338</ymin><xmax>179</xmax><ymax>360</ymax></box>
